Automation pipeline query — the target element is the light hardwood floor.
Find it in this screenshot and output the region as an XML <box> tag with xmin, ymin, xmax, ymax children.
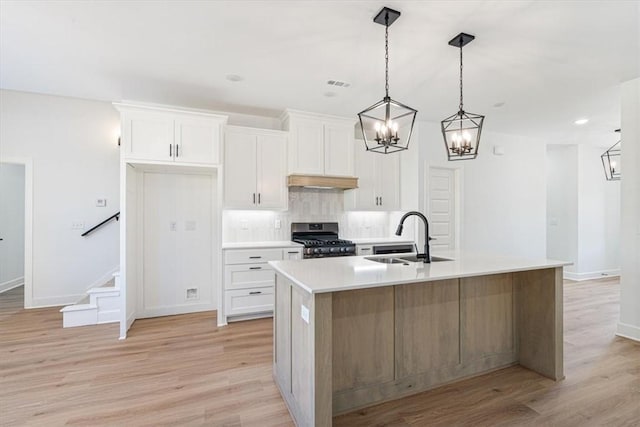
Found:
<box><xmin>1</xmin><ymin>278</ymin><xmax>639</xmax><ymax>426</ymax></box>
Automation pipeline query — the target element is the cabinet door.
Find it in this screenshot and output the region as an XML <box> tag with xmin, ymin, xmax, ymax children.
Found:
<box><xmin>289</xmin><ymin>117</ymin><xmax>324</xmax><ymax>175</ymax></box>
<box><xmin>224</xmin><ymin>131</ymin><xmax>257</xmax><ymax>208</ymax></box>
<box><xmin>256</xmin><ymin>134</ymin><xmax>287</xmax><ymax>209</ymax></box>
<box><xmin>123</xmin><ymin>112</ymin><xmax>174</xmax><ymax>161</ymax></box>
<box><xmin>174</xmin><ymin>117</ymin><xmax>220</xmax><ymax>165</ymax></box>
<box><xmin>348</xmin><ymin>141</ymin><xmax>377</xmax><ymax>210</ymax></box>
<box><xmin>324</xmin><ymin>122</ymin><xmax>354</xmax><ymax>177</ymax></box>
<box><xmin>377</xmin><ymin>152</ymin><xmax>400</xmax><ymax>210</ymax></box>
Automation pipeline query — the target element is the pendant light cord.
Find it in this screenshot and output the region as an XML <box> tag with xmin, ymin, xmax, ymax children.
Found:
<box><xmin>385</xmin><ymin>14</ymin><xmax>389</xmax><ymax>98</ymax></box>
<box><xmin>459</xmin><ymin>43</ymin><xmax>464</xmax><ymax>112</ymax></box>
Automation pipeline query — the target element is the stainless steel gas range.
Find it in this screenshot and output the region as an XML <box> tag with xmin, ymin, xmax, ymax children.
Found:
<box><xmin>291</xmin><ymin>222</ymin><xmax>356</xmax><ymax>259</ymax></box>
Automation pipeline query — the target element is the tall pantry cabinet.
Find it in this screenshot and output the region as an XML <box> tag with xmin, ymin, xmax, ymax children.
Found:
<box><xmin>115</xmin><ymin>103</ymin><xmax>227</xmax><ymax>339</ymax></box>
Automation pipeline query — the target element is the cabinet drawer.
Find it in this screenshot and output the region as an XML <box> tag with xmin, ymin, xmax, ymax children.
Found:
<box><xmin>225</xmin><ymin>248</ymin><xmax>283</xmax><ymax>265</ymax></box>
<box><xmin>225</xmin><ymin>264</ymin><xmax>275</xmax><ymax>291</ymax></box>
<box><xmin>283</xmin><ymin>248</ymin><xmax>303</xmax><ymax>260</ymax></box>
<box><xmin>225</xmin><ymin>287</ymin><xmax>274</xmax><ymax>317</ymax></box>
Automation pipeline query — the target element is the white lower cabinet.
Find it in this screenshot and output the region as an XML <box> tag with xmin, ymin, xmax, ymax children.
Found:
<box><xmin>224</xmin><ymin>288</ymin><xmax>275</xmax><ymax>317</ymax></box>
<box><xmin>223</xmin><ymin>246</ymin><xmax>302</xmax><ymax>323</ymax></box>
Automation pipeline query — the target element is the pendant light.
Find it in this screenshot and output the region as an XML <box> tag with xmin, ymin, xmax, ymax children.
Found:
<box><xmin>601</xmin><ymin>129</ymin><xmax>621</xmax><ymax>181</ymax></box>
<box><xmin>358</xmin><ymin>7</ymin><xmax>417</xmax><ymax>154</ymax></box>
<box><xmin>441</xmin><ymin>33</ymin><xmax>484</xmax><ymax>161</ymax></box>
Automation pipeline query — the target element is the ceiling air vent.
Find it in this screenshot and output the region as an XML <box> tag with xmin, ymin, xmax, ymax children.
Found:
<box><xmin>327</xmin><ymin>80</ymin><xmax>351</xmax><ymax>88</ymax></box>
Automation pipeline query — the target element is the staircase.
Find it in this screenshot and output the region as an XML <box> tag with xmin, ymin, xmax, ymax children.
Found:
<box><xmin>60</xmin><ymin>272</ymin><xmax>121</xmax><ymax>328</ymax></box>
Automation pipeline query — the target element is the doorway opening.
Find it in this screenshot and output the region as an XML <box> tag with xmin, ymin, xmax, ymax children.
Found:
<box><xmin>0</xmin><ymin>159</ymin><xmax>33</xmax><ymax>308</ymax></box>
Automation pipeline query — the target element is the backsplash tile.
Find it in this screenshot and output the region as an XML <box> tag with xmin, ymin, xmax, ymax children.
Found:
<box><xmin>222</xmin><ymin>188</ymin><xmax>399</xmax><ymax>242</ymax></box>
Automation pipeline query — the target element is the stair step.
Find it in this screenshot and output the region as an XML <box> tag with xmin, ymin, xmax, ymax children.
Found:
<box><xmin>60</xmin><ymin>302</ymin><xmax>96</xmax><ymax>313</ymax></box>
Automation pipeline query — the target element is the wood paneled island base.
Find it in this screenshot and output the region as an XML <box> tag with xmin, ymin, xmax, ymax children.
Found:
<box><xmin>271</xmin><ymin>260</ymin><xmax>564</xmax><ymax>427</ymax></box>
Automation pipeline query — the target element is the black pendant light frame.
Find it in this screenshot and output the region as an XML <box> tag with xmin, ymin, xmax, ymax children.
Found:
<box><xmin>358</xmin><ymin>7</ymin><xmax>417</xmax><ymax>155</ymax></box>
<box><xmin>441</xmin><ymin>32</ymin><xmax>484</xmax><ymax>161</ymax></box>
<box><xmin>601</xmin><ymin>129</ymin><xmax>621</xmax><ymax>181</ymax></box>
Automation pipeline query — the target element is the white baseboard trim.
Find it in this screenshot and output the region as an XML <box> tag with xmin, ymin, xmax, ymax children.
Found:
<box><xmin>616</xmin><ymin>322</ymin><xmax>640</xmax><ymax>342</ymax></box>
<box><xmin>564</xmin><ymin>269</ymin><xmax>620</xmax><ymax>281</ymax></box>
<box><xmin>0</xmin><ymin>277</ymin><xmax>24</xmax><ymax>293</ymax></box>
<box><xmin>137</xmin><ymin>303</ymin><xmax>216</xmax><ymax>319</ymax></box>
<box><xmin>31</xmin><ymin>293</ymin><xmax>86</xmax><ymax>308</ymax></box>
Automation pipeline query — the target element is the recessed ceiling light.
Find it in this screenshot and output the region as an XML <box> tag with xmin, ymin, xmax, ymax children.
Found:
<box><xmin>493</xmin><ymin>102</ymin><xmax>505</xmax><ymax>108</ymax></box>
<box><xmin>324</xmin><ymin>91</ymin><xmax>337</xmax><ymax>98</ymax></box>
<box><xmin>226</xmin><ymin>74</ymin><xmax>244</xmax><ymax>82</ymax></box>
<box><xmin>574</xmin><ymin>118</ymin><xmax>589</xmax><ymax>125</ymax></box>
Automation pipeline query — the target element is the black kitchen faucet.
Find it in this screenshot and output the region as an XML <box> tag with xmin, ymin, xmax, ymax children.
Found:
<box><xmin>395</xmin><ymin>211</ymin><xmax>431</xmax><ymax>263</ymax></box>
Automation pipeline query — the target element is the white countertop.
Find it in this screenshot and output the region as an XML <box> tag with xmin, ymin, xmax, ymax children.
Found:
<box><xmin>222</xmin><ymin>241</ymin><xmax>303</xmax><ymax>250</ymax></box>
<box><xmin>269</xmin><ymin>251</ymin><xmax>571</xmax><ymax>294</ymax></box>
<box><xmin>347</xmin><ymin>237</ymin><xmax>415</xmax><ymax>245</ymax></box>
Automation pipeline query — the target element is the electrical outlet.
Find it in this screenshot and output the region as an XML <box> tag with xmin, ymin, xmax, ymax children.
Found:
<box><xmin>170</xmin><ymin>221</ymin><xmax>177</xmax><ymax>231</ymax></box>
<box><xmin>240</xmin><ymin>220</ymin><xmax>249</xmax><ymax>230</ymax></box>
<box><xmin>275</xmin><ymin>219</ymin><xmax>281</xmax><ymax>229</ymax></box>
<box><xmin>96</xmin><ymin>198</ymin><xmax>107</xmax><ymax>207</ymax></box>
<box><xmin>71</xmin><ymin>221</ymin><xmax>84</xmax><ymax>230</ymax></box>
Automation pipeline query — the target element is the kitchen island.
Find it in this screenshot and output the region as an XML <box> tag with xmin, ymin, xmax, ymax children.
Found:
<box><xmin>269</xmin><ymin>252</ymin><xmax>570</xmax><ymax>427</ymax></box>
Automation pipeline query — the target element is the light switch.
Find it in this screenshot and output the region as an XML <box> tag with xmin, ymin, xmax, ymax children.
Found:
<box><xmin>96</xmin><ymin>199</ymin><xmax>107</xmax><ymax>207</ymax></box>
<box><xmin>301</xmin><ymin>304</ymin><xmax>310</xmax><ymax>324</ymax></box>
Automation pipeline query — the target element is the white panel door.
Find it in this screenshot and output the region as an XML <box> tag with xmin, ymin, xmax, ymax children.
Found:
<box><xmin>174</xmin><ymin>117</ymin><xmax>220</xmax><ymax>165</ymax></box>
<box><xmin>124</xmin><ymin>112</ymin><xmax>174</xmax><ymax>161</ymax></box>
<box><xmin>224</xmin><ymin>131</ymin><xmax>257</xmax><ymax>208</ymax></box>
<box><xmin>256</xmin><ymin>134</ymin><xmax>287</xmax><ymax>209</ymax></box>
<box><xmin>290</xmin><ymin>118</ymin><xmax>324</xmax><ymax>175</ymax></box>
<box><xmin>429</xmin><ymin>168</ymin><xmax>456</xmax><ymax>250</ymax></box>
<box><xmin>142</xmin><ymin>172</ymin><xmax>213</xmax><ymax>317</ymax></box>
<box><xmin>324</xmin><ymin>123</ymin><xmax>354</xmax><ymax>177</ymax></box>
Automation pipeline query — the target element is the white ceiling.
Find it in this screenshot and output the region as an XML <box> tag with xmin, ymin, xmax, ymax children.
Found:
<box><xmin>1</xmin><ymin>1</ymin><xmax>638</xmax><ymax>146</ymax></box>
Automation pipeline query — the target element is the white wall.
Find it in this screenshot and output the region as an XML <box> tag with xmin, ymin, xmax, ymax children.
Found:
<box><xmin>416</xmin><ymin>121</ymin><xmax>547</xmax><ymax>258</ymax></box>
<box><xmin>546</xmin><ymin>145</ymin><xmax>579</xmax><ymax>272</ymax></box>
<box><xmin>546</xmin><ymin>144</ymin><xmax>621</xmax><ymax>279</ymax></box>
<box><xmin>0</xmin><ymin>90</ymin><xmax>120</xmax><ymax>307</ymax></box>
<box><xmin>0</xmin><ymin>163</ymin><xmax>25</xmax><ymax>291</ymax></box>
<box><xmin>576</xmin><ymin>144</ymin><xmax>621</xmax><ymax>277</ymax></box>
<box><xmin>618</xmin><ymin>77</ymin><xmax>640</xmax><ymax>341</ymax></box>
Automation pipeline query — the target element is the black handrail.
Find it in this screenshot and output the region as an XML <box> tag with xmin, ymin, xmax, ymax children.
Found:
<box><xmin>82</xmin><ymin>212</ymin><xmax>120</xmax><ymax>237</ymax></box>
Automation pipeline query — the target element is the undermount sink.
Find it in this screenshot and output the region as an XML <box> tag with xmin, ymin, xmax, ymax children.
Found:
<box><xmin>398</xmin><ymin>255</ymin><xmax>455</xmax><ymax>263</ymax></box>
<box><xmin>365</xmin><ymin>257</ymin><xmax>409</xmax><ymax>265</ymax></box>
<box><xmin>365</xmin><ymin>255</ymin><xmax>454</xmax><ymax>264</ymax></box>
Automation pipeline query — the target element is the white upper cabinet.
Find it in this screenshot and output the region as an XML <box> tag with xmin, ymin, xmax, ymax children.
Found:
<box><xmin>115</xmin><ymin>103</ymin><xmax>227</xmax><ymax>165</ymax></box>
<box><xmin>282</xmin><ymin>110</ymin><xmax>355</xmax><ymax>177</ymax></box>
<box><xmin>345</xmin><ymin>139</ymin><xmax>400</xmax><ymax>211</ymax></box>
<box><xmin>224</xmin><ymin>126</ymin><xmax>287</xmax><ymax>210</ymax></box>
